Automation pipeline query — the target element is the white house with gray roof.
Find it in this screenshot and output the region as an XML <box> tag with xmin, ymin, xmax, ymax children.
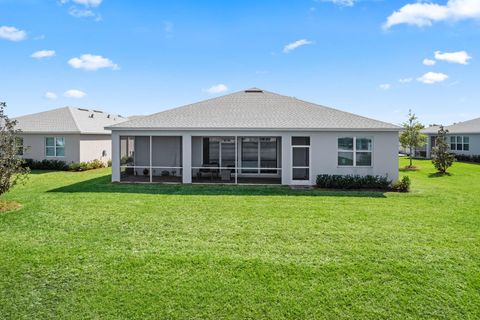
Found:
<box><xmin>15</xmin><ymin>107</ymin><xmax>129</xmax><ymax>164</ymax></box>
<box><xmin>107</xmin><ymin>88</ymin><xmax>401</xmax><ymax>185</ymax></box>
<box><xmin>421</xmin><ymin>117</ymin><xmax>480</xmax><ymax>159</ymax></box>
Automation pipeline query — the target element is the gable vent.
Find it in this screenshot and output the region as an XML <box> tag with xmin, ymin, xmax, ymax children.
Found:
<box><xmin>245</xmin><ymin>88</ymin><xmax>263</xmax><ymax>93</ymax></box>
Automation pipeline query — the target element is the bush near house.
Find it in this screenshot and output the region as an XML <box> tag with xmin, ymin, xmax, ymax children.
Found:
<box><xmin>23</xmin><ymin>159</ymin><xmax>69</xmax><ymax>171</ymax></box>
<box><xmin>391</xmin><ymin>176</ymin><xmax>411</xmax><ymax>192</ymax></box>
<box><xmin>316</xmin><ymin>174</ymin><xmax>411</xmax><ymax>192</ymax></box>
<box><xmin>68</xmin><ymin>159</ymin><xmax>106</xmax><ymax>171</ymax></box>
<box><xmin>455</xmin><ymin>154</ymin><xmax>480</xmax><ymax>164</ymax></box>
<box><xmin>24</xmin><ymin>159</ymin><xmax>106</xmax><ymax>171</ymax></box>
<box><xmin>316</xmin><ymin>174</ymin><xmax>391</xmax><ymax>190</ymax></box>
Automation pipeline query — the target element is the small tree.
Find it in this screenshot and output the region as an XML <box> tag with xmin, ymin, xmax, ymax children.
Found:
<box><xmin>400</xmin><ymin>110</ymin><xmax>427</xmax><ymax>168</ymax></box>
<box><xmin>0</xmin><ymin>102</ymin><xmax>29</xmax><ymax>196</ymax></box>
<box><xmin>431</xmin><ymin>126</ymin><xmax>455</xmax><ymax>174</ymax></box>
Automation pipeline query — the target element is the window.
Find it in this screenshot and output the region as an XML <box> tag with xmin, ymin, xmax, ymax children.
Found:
<box><xmin>450</xmin><ymin>136</ymin><xmax>469</xmax><ymax>152</ymax></box>
<box><xmin>46</xmin><ymin>137</ymin><xmax>65</xmax><ymax>157</ymax></box>
<box><xmin>15</xmin><ymin>137</ymin><xmax>24</xmax><ymax>156</ymax></box>
<box><xmin>338</xmin><ymin>137</ymin><xmax>372</xmax><ymax>167</ymax></box>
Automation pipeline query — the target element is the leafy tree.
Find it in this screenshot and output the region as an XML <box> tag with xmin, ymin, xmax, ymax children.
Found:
<box><xmin>0</xmin><ymin>102</ymin><xmax>29</xmax><ymax>196</ymax></box>
<box><xmin>431</xmin><ymin>126</ymin><xmax>455</xmax><ymax>174</ymax></box>
<box><xmin>400</xmin><ymin>110</ymin><xmax>427</xmax><ymax>168</ymax></box>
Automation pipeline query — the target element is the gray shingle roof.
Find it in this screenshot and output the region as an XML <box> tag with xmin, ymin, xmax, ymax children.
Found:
<box><xmin>108</xmin><ymin>89</ymin><xmax>400</xmax><ymax>131</ymax></box>
<box><xmin>423</xmin><ymin>117</ymin><xmax>480</xmax><ymax>134</ymax></box>
<box><xmin>14</xmin><ymin>107</ymin><xmax>129</xmax><ymax>134</ymax></box>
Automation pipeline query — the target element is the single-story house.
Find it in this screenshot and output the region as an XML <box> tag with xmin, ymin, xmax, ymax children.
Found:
<box><xmin>421</xmin><ymin>117</ymin><xmax>480</xmax><ymax>158</ymax></box>
<box><xmin>107</xmin><ymin>88</ymin><xmax>401</xmax><ymax>185</ymax></box>
<box><xmin>15</xmin><ymin>107</ymin><xmax>129</xmax><ymax>163</ymax></box>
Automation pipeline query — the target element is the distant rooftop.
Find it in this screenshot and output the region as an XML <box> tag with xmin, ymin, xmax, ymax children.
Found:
<box><xmin>423</xmin><ymin>117</ymin><xmax>480</xmax><ymax>134</ymax></box>
<box><xmin>108</xmin><ymin>88</ymin><xmax>400</xmax><ymax>131</ymax></box>
<box><xmin>14</xmin><ymin>107</ymin><xmax>129</xmax><ymax>134</ymax></box>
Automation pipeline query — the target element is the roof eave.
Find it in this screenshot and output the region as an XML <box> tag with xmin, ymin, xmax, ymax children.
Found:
<box><xmin>107</xmin><ymin>126</ymin><xmax>401</xmax><ymax>132</ymax></box>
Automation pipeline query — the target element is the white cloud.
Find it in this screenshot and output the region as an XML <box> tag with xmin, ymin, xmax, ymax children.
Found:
<box><xmin>72</xmin><ymin>0</ymin><xmax>102</xmax><ymax>7</ymax></box>
<box><xmin>0</xmin><ymin>26</ymin><xmax>27</xmax><ymax>41</ymax></box>
<box><xmin>417</xmin><ymin>72</ymin><xmax>449</xmax><ymax>84</ymax></box>
<box><xmin>61</xmin><ymin>0</ymin><xmax>102</xmax><ymax>7</ymax></box>
<box><xmin>399</xmin><ymin>78</ymin><xmax>413</xmax><ymax>83</ymax></box>
<box><xmin>31</xmin><ymin>50</ymin><xmax>56</xmax><ymax>59</ymax></box>
<box><xmin>204</xmin><ymin>84</ymin><xmax>228</xmax><ymax>94</ymax></box>
<box><xmin>319</xmin><ymin>0</ymin><xmax>355</xmax><ymax>7</ymax></box>
<box><xmin>379</xmin><ymin>83</ymin><xmax>391</xmax><ymax>90</ymax></box>
<box><xmin>69</xmin><ymin>7</ymin><xmax>95</xmax><ymax>17</ymax></box>
<box><xmin>44</xmin><ymin>92</ymin><xmax>58</xmax><ymax>100</ymax></box>
<box><xmin>68</xmin><ymin>54</ymin><xmax>119</xmax><ymax>71</ymax></box>
<box><xmin>384</xmin><ymin>0</ymin><xmax>480</xmax><ymax>29</ymax></box>
<box><xmin>68</xmin><ymin>7</ymin><xmax>101</xmax><ymax>20</ymax></box>
<box><xmin>423</xmin><ymin>58</ymin><xmax>436</xmax><ymax>66</ymax></box>
<box><xmin>434</xmin><ymin>50</ymin><xmax>472</xmax><ymax>64</ymax></box>
<box><xmin>64</xmin><ymin>89</ymin><xmax>87</xmax><ymax>98</ymax></box>
<box><xmin>283</xmin><ymin>39</ymin><xmax>314</xmax><ymax>53</ymax></box>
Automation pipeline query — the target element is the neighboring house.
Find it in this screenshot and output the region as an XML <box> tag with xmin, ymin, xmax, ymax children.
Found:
<box><xmin>422</xmin><ymin>118</ymin><xmax>480</xmax><ymax>158</ymax></box>
<box><xmin>107</xmin><ymin>88</ymin><xmax>401</xmax><ymax>185</ymax></box>
<box><xmin>14</xmin><ymin>107</ymin><xmax>129</xmax><ymax>164</ymax></box>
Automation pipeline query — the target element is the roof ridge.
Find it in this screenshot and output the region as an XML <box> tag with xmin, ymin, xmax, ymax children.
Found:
<box><xmin>66</xmin><ymin>107</ymin><xmax>82</xmax><ymax>133</ymax></box>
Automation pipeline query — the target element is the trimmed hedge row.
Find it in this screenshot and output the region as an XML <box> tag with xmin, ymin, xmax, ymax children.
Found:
<box><xmin>23</xmin><ymin>159</ymin><xmax>110</xmax><ymax>171</ymax></box>
<box><xmin>316</xmin><ymin>174</ymin><xmax>410</xmax><ymax>192</ymax></box>
<box><xmin>455</xmin><ymin>154</ymin><xmax>480</xmax><ymax>163</ymax></box>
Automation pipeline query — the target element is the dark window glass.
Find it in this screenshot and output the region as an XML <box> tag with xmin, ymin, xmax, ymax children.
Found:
<box><xmin>260</xmin><ymin>138</ymin><xmax>277</xmax><ymax>174</ymax></box>
<box><xmin>292</xmin><ymin>137</ymin><xmax>310</xmax><ymax>146</ymax></box>
<box><xmin>208</xmin><ymin>139</ymin><xmax>219</xmax><ymax>165</ymax></box>
<box><xmin>356</xmin><ymin>152</ymin><xmax>372</xmax><ymax>166</ymax></box>
<box><xmin>293</xmin><ymin>168</ymin><xmax>309</xmax><ymax>180</ymax></box>
<box><xmin>293</xmin><ymin>147</ymin><xmax>309</xmax><ymax>167</ymax></box>
<box><xmin>356</xmin><ymin>138</ymin><xmax>372</xmax><ymax>151</ymax></box>
<box><xmin>221</xmin><ymin>142</ymin><xmax>235</xmax><ymax>167</ymax></box>
<box><xmin>338</xmin><ymin>137</ymin><xmax>354</xmax><ymax>150</ymax></box>
<box><xmin>338</xmin><ymin>152</ymin><xmax>354</xmax><ymax>166</ymax></box>
<box><xmin>242</xmin><ymin>138</ymin><xmax>258</xmax><ymax>173</ymax></box>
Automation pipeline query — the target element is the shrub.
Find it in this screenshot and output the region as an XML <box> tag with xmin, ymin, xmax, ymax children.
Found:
<box><xmin>455</xmin><ymin>154</ymin><xmax>480</xmax><ymax>163</ymax></box>
<box><xmin>107</xmin><ymin>159</ymin><xmax>112</xmax><ymax>167</ymax></box>
<box><xmin>391</xmin><ymin>176</ymin><xmax>411</xmax><ymax>192</ymax></box>
<box><xmin>24</xmin><ymin>159</ymin><xmax>68</xmax><ymax>170</ymax></box>
<box><xmin>25</xmin><ymin>159</ymin><xmax>106</xmax><ymax>171</ymax></box>
<box><xmin>68</xmin><ymin>159</ymin><xmax>106</xmax><ymax>172</ymax></box>
<box><xmin>68</xmin><ymin>162</ymin><xmax>82</xmax><ymax>171</ymax></box>
<box><xmin>316</xmin><ymin>174</ymin><xmax>391</xmax><ymax>190</ymax></box>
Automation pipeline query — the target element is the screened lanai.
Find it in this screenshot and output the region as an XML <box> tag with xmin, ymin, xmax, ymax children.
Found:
<box><xmin>191</xmin><ymin>136</ymin><xmax>282</xmax><ymax>184</ymax></box>
<box><xmin>120</xmin><ymin>136</ymin><xmax>183</xmax><ymax>183</ymax></box>
<box><xmin>118</xmin><ymin>135</ymin><xmax>282</xmax><ymax>184</ymax></box>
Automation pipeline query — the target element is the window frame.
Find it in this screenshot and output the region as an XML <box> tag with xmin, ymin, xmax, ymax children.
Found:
<box><xmin>449</xmin><ymin>136</ymin><xmax>469</xmax><ymax>152</ymax></box>
<box><xmin>337</xmin><ymin>136</ymin><xmax>373</xmax><ymax>167</ymax></box>
<box><xmin>45</xmin><ymin>136</ymin><xmax>65</xmax><ymax>158</ymax></box>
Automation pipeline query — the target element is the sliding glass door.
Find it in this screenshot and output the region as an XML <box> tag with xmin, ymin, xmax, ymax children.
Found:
<box><xmin>240</xmin><ymin>137</ymin><xmax>279</xmax><ymax>175</ymax></box>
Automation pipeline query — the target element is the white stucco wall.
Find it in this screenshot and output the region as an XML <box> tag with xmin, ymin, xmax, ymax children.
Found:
<box><xmin>111</xmin><ymin>129</ymin><xmax>400</xmax><ymax>185</ymax></box>
<box><xmin>19</xmin><ymin>133</ymin><xmax>81</xmax><ymax>163</ymax></box>
<box><xmin>79</xmin><ymin>134</ymin><xmax>112</xmax><ymax>163</ymax></box>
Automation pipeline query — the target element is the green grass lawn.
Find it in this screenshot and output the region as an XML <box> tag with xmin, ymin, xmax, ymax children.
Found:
<box><xmin>1</xmin><ymin>158</ymin><xmax>479</xmax><ymax>319</ymax></box>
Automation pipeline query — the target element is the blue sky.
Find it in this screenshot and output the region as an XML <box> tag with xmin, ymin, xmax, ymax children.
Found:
<box><xmin>1</xmin><ymin>0</ymin><xmax>479</xmax><ymax>126</ymax></box>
